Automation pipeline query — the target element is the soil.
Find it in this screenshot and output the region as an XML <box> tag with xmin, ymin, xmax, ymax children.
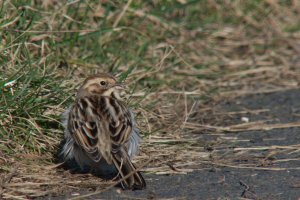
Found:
<box><xmin>42</xmin><ymin>89</ymin><xmax>300</xmax><ymax>200</ymax></box>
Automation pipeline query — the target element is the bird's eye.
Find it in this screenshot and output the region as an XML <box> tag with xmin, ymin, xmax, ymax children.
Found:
<box><xmin>100</xmin><ymin>81</ymin><xmax>106</xmax><ymax>86</ymax></box>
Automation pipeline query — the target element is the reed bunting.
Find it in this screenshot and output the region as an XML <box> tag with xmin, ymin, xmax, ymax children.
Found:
<box><xmin>61</xmin><ymin>73</ymin><xmax>146</xmax><ymax>190</ymax></box>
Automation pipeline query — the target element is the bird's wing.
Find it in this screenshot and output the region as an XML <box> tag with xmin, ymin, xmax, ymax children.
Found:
<box><xmin>68</xmin><ymin>96</ymin><xmax>133</xmax><ymax>163</ymax></box>
<box><xmin>70</xmin><ymin>96</ymin><xmax>145</xmax><ymax>189</ymax></box>
<box><xmin>99</xmin><ymin>96</ymin><xmax>133</xmax><ymax>149</ymax></box>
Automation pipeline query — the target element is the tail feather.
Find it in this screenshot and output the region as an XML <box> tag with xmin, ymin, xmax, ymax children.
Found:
<box><xmin>112</xmin><ymin>148</ymin><xmax>146</xmax><ymax>190</ymax></box>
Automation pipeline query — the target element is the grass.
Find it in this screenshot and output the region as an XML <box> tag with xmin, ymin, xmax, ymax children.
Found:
<box><xmin>1</xmin><ymin>0</ymin><xmax>300</xmax><ymax>199</ymax></box>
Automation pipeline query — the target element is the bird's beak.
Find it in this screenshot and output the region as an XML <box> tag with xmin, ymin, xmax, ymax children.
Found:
<box><xmin>114</xmin><ymin>83</ymin><xmax>126</xmax><ymax>90</ymax></box>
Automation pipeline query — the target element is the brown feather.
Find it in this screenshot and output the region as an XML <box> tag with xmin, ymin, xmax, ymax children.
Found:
<box><xmin>112</xmin><ymin>147</ymin><xmax>146</xmax><ymax>190</ymax></box>
<box><xmin>67</xmin><ymin>85</ymin><xmax>146</xmax><ymax>189</ymax></box>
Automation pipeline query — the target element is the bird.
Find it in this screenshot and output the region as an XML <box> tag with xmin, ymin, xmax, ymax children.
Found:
<box><xmin>60</xmin><ymin>73</ymin><xmax>146</xmax><ymax>190</ymax></box>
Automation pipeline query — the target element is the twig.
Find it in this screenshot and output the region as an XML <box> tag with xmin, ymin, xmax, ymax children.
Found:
<box><xmin>69</xmin><ymin>158</ymin><xmax>151</xmax><ymax>200</ymax></box>
<box><xmin>113</xmin><ymin>0</ymin><xmax>133</xmax><ymax>28</ymax></box>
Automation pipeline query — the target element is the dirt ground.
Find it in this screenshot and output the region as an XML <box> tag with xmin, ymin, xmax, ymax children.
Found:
<box><xmin>39</xmin><ymin>89</ymin><xmax>300</xmax><ymax>200</ymax></box>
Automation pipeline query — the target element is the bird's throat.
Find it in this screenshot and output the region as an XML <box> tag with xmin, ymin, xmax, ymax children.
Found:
<box><xmin>102</xmin><ymin>88</ymin><xmax>122</xmax><ymax>100</ymax></box>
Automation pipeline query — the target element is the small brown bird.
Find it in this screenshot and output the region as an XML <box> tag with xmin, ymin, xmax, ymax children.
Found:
<box><xmin>61</xmin><ymin>73</ymin><xmax>146</xmax><ymax>190</ymax></box>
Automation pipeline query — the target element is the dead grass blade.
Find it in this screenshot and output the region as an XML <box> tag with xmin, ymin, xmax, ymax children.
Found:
<box><xmin>185</xmin><ymin>121</ymin><xmax>300</xmax><ymax>132</ymax></box>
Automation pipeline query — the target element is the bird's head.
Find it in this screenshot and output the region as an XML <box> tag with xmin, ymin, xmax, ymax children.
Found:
<box><xmin>76</xmin><ymin>73</ymin><xmax>125</xmax><ymax>99</ymax></box>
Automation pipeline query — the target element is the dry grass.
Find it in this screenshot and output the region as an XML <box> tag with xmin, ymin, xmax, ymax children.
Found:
<box><xmin>1</xmin><ymin>0</ymin><xmax>300</xmax><ymax>199</ymax></box>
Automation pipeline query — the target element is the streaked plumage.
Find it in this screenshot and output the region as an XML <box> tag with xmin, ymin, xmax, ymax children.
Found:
<box><xmin>61</xmin><ymin>73</ymin><xmax>146</xmax><ymax>190</ymax></box>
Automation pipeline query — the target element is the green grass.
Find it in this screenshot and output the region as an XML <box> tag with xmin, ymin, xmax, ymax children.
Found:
<box><xmin>0</xmin><ymin>0</ymin><xmax>299</xmax><ymax>154</ymax></box>
<box><xmin>0</xmin><ymin>0</ymin><xmax>300</xmax><ymax>197</ymax></box>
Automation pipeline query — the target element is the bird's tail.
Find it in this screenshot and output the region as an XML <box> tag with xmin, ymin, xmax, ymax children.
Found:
<box><xmin>111</xmin><ymin>148</ymin><xmax>146</xmax><ymax>190</ymax></box>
